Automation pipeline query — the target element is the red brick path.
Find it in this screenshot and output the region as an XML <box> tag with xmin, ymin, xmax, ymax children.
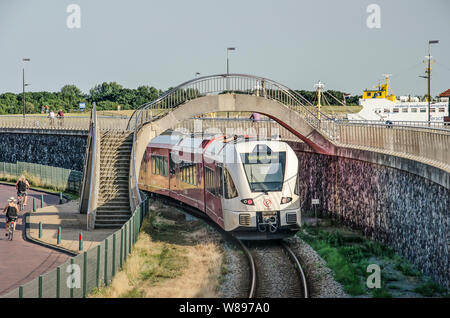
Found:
<box><xmin>0</xmin><ymin>184</ymin><xmax>70</xmax><ymax>296</ymax></box>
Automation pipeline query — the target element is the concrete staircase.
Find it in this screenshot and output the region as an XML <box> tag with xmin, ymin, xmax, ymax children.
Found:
<box><xmin>95</xmin><ymin>130</ymin><xmax>132</xmax><ymax>228</ymax></box>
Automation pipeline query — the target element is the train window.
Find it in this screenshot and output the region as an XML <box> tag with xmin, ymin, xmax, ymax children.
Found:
<box><xmin>401</xmin><ymin>108</ymin><xmax>408</xmax><ymax>113</ymax></box>
<box><xmin>411</xmin><ymin>108</ymin><xmax>417</xmax><ymax>113</ymax></box>
<box><xmin>180</xmin><ymin>162</ymin><xmax>197</xmax><ymax>186</ymax></box>
<box><xmin>430</xmin><ymin>108</ymin><xmax>436</xmax><ymax>113</ymax></box>
<box><xmin>152</xmin><ymin>156</ymin><xmax>156</xmax><ymax>174</ymax></box>
<box><xmin>151</xmin><ymin>155</ymin><xmax>168</xmax><ymax>177</ymax></box>
<box><xmin>205</xmin><ymin>167</ymin><xmax>216</xmax><ymax>195</ymax></box>
<box><xmin>223</xmin><ymin>169</ymin><xmax>238</xmax><ymax>199</ymax></box>
<box><xmin>393</xmin><ymin>108</ymin><xmax>399</xmax><ymax>113</ymax></box>
<box><xmin>241</xmin><ymin>151</ymin><xmax>286</xmax><ymax>192</ymax></box>
<box><xmin>216</xmin><ymin>166</ymin><xmax>223</xmax><ymax>197</ymax></box>
<box><xmin>420</xmin><ymin>108</ymin><xmax>426</xmax><ymax>113</ymax></box>
<box><xmin>439</xmin><ymin>108</ymin><xmax>445</xmax><ymax>112</ymax></box>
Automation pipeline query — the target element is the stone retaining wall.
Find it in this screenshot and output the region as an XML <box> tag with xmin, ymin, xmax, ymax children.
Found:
<box><xmin>289</xmin><ymin>142</ymin><xmax>449</xmax><ymax>289</ymax></box>
<box><xmin>0</xmin><ymin>130</ymin><xmax>87</xmax><ymax>171</ymax></box>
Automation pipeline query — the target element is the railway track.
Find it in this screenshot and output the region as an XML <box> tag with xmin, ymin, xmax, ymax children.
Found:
<box><xmin>240</xmin><ymin>240</ymin><xmax>309</xmax><ymax>298</ymax></box>
<box><xmin>149</xmin><ymin>194</ymin><xmax>309</xmax><ymax>298</ymax></box>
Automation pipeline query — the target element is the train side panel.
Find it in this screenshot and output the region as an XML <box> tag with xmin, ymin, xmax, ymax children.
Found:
<box><xmin>139</xmin><ymin>147</ymin><xmax>170</xmax><ymax>196</ymax></box>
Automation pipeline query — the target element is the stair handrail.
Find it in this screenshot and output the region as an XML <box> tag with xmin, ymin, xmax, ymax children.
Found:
<box><xmin>78</xmin><ymin>103</ymin><xmax>99</xmax><ymax>230</ymax></box>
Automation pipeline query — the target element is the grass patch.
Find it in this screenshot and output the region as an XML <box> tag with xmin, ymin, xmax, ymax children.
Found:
<box><xmin>297</xmin><ymin>223</ymin><xmax>446</xmax><ymax>298</ymax></box>
<box><xmin>90</xmin><ymin>201</ymin><xmax>223</xmax><ymax>298</ymax></box>
<box><xmin>414</xmin><ymin>281</ymin><xmax>446</xmax><ymax>297</ymax></box>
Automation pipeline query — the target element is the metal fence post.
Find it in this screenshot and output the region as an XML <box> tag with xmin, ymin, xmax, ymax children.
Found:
<box><xmin>104</xmin><ymin>239</ymin><xmax>108</xmax><ymax>286</ymax></box>
<box><xmin>19</xmin><ymin>286</ymin><xmax>23</xmax><ymax>298</ymax></box>
<box><xmin>120</xmin><ymin>228</ymin><xmax>123</xmax><ymax>269</ymax></box>
<box><xmin>41</xmin><ymin>194</ymin><xmax>44</xmax><ymax>208</ymax></box>
<box><xmin>70</xmin><ymin>258</ymin><xmax>74</xmax><ymax>298</ymax></box>
<box><xmin>59</xmin><ymin>192</ymin><xmax>63</xmax><ymax>204</ymax></box>
<box><xmin>56</xmin><ymin>266</ymin><xmax>61</xmax><ymax>298</ymax></box>
<box><xmin>33</xmin><ymin>198</ymin><xmax>36</xmax><ymax>212</ymax></box>
<box><xmin>96</xmin><ymin>245</ymin><xmax>100</xmax><ymax>287</ymax></box>
<box><xmin>124</xmin><ymin>224</ymin><xmax>127</xmax><ymax>260</ymax></box>
<box><xmin>128</xmin><ymin>219</ymin><xmax>132</xmax><ymax>253</ymax></box>
<box><xmin>39</xmin><ymin>221</ymin><xmax>43</xmax><ymax>238</ymax></box>
<box><xmin>38</xmin><ymin>275</ymin><xmax>43</xmax><ymax>298</ymax></box>
<box><xmin>112</xmin><ymin>233</ymin><xmax>116</xmax><ymax>277</ymax></box>
<box><xmin>83</xmin><ymin>251</ymin><xmax>87</xmax><ymax>298</ymax></box>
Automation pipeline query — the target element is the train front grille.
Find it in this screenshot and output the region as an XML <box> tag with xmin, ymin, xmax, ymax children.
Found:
<box><xmin>239</xmin><ymin>214</ymin><xmax>251</xmax><ymax>226</ymax></box>
<box><xmin>286</xmin><ymin>213</ymin><xmax>297</xmax><ymax>224</ymax></box>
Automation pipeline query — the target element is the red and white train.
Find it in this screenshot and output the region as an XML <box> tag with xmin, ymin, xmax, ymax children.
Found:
<box><xmin>138</xmin><ymin>132</ymin><xmax>301</xmax><ymax>240</ymax></box>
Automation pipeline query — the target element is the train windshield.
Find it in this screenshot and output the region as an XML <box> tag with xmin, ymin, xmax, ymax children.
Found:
<box><xmin>241</xmin><ymin>152</ymin><xmax>286</xmax><ymax>192</ymax></box>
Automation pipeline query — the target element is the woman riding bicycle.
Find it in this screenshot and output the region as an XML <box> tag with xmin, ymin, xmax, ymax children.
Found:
<box><xmin>3</xmin><ymin>197</ymin><xmax>18</xmax><ymax>237</ymax></box>
<box><xmin>16</xmin><ymin>175</ymin><xmax>30</xmax><ymax>206</ymax></box>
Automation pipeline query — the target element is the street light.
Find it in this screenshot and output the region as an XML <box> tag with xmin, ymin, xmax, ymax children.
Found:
<box><xmin>195</xmin><ymin>72</ymin><xmax>201</xmax><ymax>78</ymax></box>
<box><xmin>226</xmin><ymin>47</ymin><xmax>236</xmax><ymax>75</ymax></box>
<box><xmin>22</xmin><ymin>58</ymin><xmax>31</xmax><ymax>118</ymax></box>
<box><xmin>426</xmin><ymin>40</ymin><xmax>439</xmax><ymax>123</ymax></box>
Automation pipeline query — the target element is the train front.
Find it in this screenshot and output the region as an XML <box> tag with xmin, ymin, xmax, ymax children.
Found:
<box><xmin>222</xmin><ymin>140</ymin><xmax>301</xmax><ymax>240</ymax></box>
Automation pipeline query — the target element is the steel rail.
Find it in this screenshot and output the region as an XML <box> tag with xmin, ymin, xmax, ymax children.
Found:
<box><xmin>280</xmin><ymin>241</ymin><xmax>309</xmax><ymax>298</ymax></box>
<box><xmin>236</xmin><ymin>240</ymin><xmax>257</xmax><ymax>298</ymax></box>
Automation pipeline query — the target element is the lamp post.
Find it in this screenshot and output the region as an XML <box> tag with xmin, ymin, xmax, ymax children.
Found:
<box><xmin>22</xmin><ymin>58</ymin><xmax>31</xmax><ymax>118</ymax></box>
<box><xmin>195</xmin><ymin>72</ymin><xmax>200</xmax><ymax>78</ymax></box>
<box><xmin>226</xmin><ymin>47</ymin><xmax>236</xmax><ymax>75</ymax></box>
<box><xmin>226</xmin><ymin>47</ymin><xmax>236</xmax><ymax>91</ymax></box>
<box><xmin>426</xmin><ymin>40</ymin><xmax>439</xmax><ymax>123</ymax></box>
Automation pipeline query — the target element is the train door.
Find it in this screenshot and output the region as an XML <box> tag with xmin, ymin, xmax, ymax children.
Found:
<box><xmin>215</xmin><ymin>165</ymin><xmax>224</xmax><ymax>226</ymax></box>
<box><xmin>204</xmin><ymin>164</ymin><xmax>224</xmax><ymax>227</ymax></box>
<box><xmin>168</xmin><ymin>151</ymin><xmax>179</xmax><ymax>199</ymax></box>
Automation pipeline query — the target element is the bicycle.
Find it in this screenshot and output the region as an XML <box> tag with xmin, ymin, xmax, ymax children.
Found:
<box><xmin>17</xmin><ymin>195</ymin><xmax>25</xmax><ymax>213</ymax></box>
<box><xmin>7</xmin><ymin>217</ymin><xmax>17</xmax><ymax>241</ymax></box>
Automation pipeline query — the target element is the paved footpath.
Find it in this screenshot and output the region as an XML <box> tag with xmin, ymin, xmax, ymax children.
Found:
<box><xmin>0</xmin><ymin>184</ymin><xmax>70</xmax><ymax>296</ymax></box>
<box><xmin>28</xmin><ymin>200</ymin><xmax>114</xmax><ymax>254</ymax></box>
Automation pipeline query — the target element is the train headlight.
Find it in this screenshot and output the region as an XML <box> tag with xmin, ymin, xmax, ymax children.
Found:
<box><xmin>241</xmin><ymin>199</ymin><xmax>254</xmax><ymax>205</ymax></box>
<box><xmin>280</xmin><ymin>197</ymin><xmax>292</xmax><ymax>204</ymax></box>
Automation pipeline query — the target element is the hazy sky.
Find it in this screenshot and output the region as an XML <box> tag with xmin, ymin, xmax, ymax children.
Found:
<box><xmin>0</xmin><ymin>0</ymin><xmax>449</xmax><ymax>96</ymax></box>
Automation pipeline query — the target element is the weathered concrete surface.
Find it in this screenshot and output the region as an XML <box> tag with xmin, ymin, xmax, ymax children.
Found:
<box><xmin>288</xmin><ymin>141</ymin><xmax>450</xmax><ymax>289</ymax></box>
<box><xmin>0</xmin><ymin>129</ymin><xmax>87</xmax><ymax>171</ymax></box>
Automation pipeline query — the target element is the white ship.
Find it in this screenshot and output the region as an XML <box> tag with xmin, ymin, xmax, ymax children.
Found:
<box><xmin>348</xmin><ymin>75</ymin><xmax>449</xmax><ymax>122</ymax></box>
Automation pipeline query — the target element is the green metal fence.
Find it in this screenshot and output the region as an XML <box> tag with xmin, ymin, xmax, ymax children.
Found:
<box><xmin>0</xmin><ymin>161</ymin><xmax>82</xmax><ymax>193</ymax></box>
<box><xmin>1</xmin><ymin>197</ymin><xmax>149</xmax><ymax>298</ymax></box>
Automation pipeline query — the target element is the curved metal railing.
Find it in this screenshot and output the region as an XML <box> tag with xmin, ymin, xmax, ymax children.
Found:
<box><xmin>78</xmin><ymin>103</ymin><xmax>99</xmax><ymax>229</ymax></box>
<box><xmin>126</xmin><ymin>73</ymin><xmax>330</xmax><ymax>131</ymax></box>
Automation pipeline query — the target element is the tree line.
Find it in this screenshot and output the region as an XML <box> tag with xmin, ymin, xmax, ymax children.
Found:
<box><xmin>0</xmin><ymin>82</ymin><xmax>360</xmax><ymax>115</ymax></box>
